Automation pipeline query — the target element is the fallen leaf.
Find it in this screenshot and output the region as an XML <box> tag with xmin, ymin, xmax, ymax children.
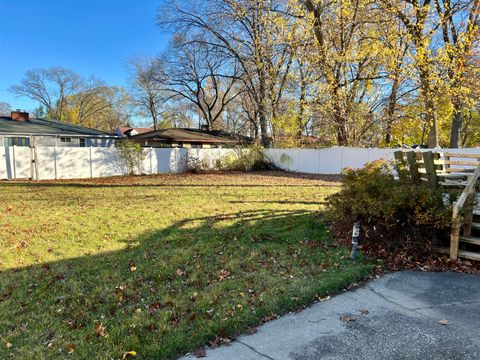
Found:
<box><xmin>439</xmin><ymin>319</ymin><xmax>450</xmax><ymax>325</ymax></box>
<box><xmin>6</xmin><ymin>342</ymin><xmax>12</xmax><ymax>349</ymax></box>
<box><xmin>66</xmin><ymin>343</ymin><xmax>76</xmax><ymax>353</ymax></box>
<box><xmin>319</xmin><ymin>295</ymin><xmax>330</xmax><ymax>302</ymax></box>
<box><xmin>245</xmin><ymin>327</ymin><xmax>257</xmax><ymax>335</ymax></box>
<box><xmin>217</xmin><ymin>269</ymin><xmax>230</xmax><ymax>281</ymax></box>
<box><xmin>176</xmin><ymin>269</ymin><xmax>186</xmax><ymax>276</ymax></box>
<box><xmin>122</xmin><ymin>351</ymin><xmax>137</xmax><ymax>359</ymax></box>
<box><xmin>130</xmin><ymin>266</ymin><xmax>137</xmax><ymax>272</ymax></box>
<box><xmin>194</xmin><ymin>347</ymin><xmax>206</xmax><ymax>358</ymax></box>
<box><xmin>359</xmin><ymin>309</ymin><xmax>369</xmax><ymax>316</ymax></box>
<box><xmin>339</xmin><ymin>315</ymin><xmax>356</xmax><ymax>322</ymax></box>
<box><xmin>94</xmin><ymin>323</ymin><xmax>107</xmax><ymax>337</ymax></box>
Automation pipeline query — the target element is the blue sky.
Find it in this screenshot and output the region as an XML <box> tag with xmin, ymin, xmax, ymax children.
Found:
<box><xmin>0</xmin><ymin>0</ymin><xmax>168</xmax><ymax>111</ymax></box>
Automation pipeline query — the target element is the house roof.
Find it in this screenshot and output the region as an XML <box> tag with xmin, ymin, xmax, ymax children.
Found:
<box><xmin>118</xmin><ymin>126</ymin><xmax>153</xmax><ymax>136</ymax></box>
<box><xmin>0</xmin><ymin>116</ymin><xmax>118</xmax><ymax>138</ymax></box>
<box><xmin>130</xmin><ymin>128</ymin><xmax>251</xmax><ymax>144</ymax></box>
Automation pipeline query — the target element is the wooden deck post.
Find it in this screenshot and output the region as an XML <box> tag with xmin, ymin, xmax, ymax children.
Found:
<box><xmin>463</xmin><ymin>192</ymin><xmax>475</xmax><ymax>237</ymax></box>
<box><xmin>394</xmin><ymin>151</ymin><xmax>408</xmax><ymax>182</ymax></box>
<box><xmin>405</xmin><ymin>151</ymin><xmax>420</xmax><ymax>183</ymax></box>
<box><xmin>422</xmin><ymin>151</ymin><xmax>438</xmax><ymax>190</ymax></box>
<box><xmin>450</xmin><ymin>208</ymin><xmax>461</xmax><ymax>260</ymax></box>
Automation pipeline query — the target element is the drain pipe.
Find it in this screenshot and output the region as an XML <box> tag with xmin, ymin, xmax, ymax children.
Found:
<box><xmin>350</xmin><ymin>221</ymin><xmax>361</xmax><ymax>259</ymax></box>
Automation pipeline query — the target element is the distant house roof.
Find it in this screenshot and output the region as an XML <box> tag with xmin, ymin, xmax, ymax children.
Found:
<box><xmin>0</xmin><ymin>115</ymin><xmax>117</xmax><ymax>138</ymax></box>
<box><xmin>130</xmin><ymin>128</ymin><xmax>252</xmax><ymax>144</ymax></box>
<box><xmin>118</xmin><ymin>126</ymin><xmax>154</xmax><ymax>137</ymax></box>
<box><xmin>131</xmin><ymin>128</ymin><xmax>250</xmax><ymax>144</ymax></box>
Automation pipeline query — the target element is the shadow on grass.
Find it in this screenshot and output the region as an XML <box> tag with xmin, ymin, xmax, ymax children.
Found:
<box><xmin>0</xmin><ymin>209</ymin><xmax>370</xmax><ymax>360</ymax></box>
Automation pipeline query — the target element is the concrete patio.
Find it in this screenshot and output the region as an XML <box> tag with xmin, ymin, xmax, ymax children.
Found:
<box><xmin>181</xmin><ymin>271</ymin><xmax>480</xmax><ymax>360</ymax></box>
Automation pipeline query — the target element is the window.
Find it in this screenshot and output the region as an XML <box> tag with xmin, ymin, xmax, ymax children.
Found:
<box><xmin>79</xmin><ymin>138</ymin><xmax>86</xmax><ymax>147</ymax></box>
<box><xmin>60</xmin><ymin>137</ymin><xmax>72</xmax><ymax>143</ymax></box>
<box><xmin>5</xmin><ymin>137</ymin><xmax>30</xmax><ymax>147</ymax></box>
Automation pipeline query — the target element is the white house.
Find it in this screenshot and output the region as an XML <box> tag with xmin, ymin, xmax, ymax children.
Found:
<box><xmin>0</xmin><ymin>111</ymin><xmax>119</xmax><ymax>148</ymax></box>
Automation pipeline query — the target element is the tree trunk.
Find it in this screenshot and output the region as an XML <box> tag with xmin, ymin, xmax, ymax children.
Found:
<box><xmin>149</xmin><ymin>97</ymin><xmax>157</xmax><ymax>131</ymax></box>
<box><xmin>449</xmin><ymin>99</ymin><xmax>464</xmax><ymax>148</ymax></box>
<box><xmin>334</xmin><ymin>101</ymin><xmax>348</xmax><ymax>146</ymax></box>
<box><xmin>385</xmin><ymin>76</ymin><xmax>399</xmax><ymax>145</ymax></box>
<box><xmin>419</xmin><ymin>73</ymin><xmax>439</xmax><ymax>148</ymax></box>
<box><xmin>257</xmin><ymin>75</ymin><xmax>270</xmax><ymax>147</ymax></box>
<box><xmin>426</xmin><ymin>97</ymin><xmax>439</xmax><ymax>148</ymax></box>
<box><xmin>258</xmin><ymin>106</ymin><xmax>270</xmax><ymax>147</ymax></box>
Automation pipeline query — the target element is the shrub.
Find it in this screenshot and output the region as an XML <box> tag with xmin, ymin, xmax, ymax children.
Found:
<box><xmin>184</xmin><ymin>145</ymin><xmax>276</xmax><ymax>173</ymax></box>
<box><xmin>327</xmin><ymin>160</ymin><xmax>451</xmax><ymax>251</ymax></box>
<box><xmin>116</xmin><ymin>140</ymin><xmax>146</xmax><ymax>175</ymax></box>
<box><xmin>220</xmin><ymin>145</ymin><xmax>275</xmax><ymax>172</ymax></box>
<box><xmin>185</xmin><ymin>155</ymin><xmax>210</xmax><ymax>173</ymax></box>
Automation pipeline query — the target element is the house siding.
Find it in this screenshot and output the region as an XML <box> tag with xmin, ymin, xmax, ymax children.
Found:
<box><xmin>1</xmin><ymin>135</ymin><xmax>116</xmax><ymax>147</ymax></box>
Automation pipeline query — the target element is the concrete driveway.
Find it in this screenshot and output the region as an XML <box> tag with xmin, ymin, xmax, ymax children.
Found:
<box><xmin>181</xmin><ymin>271</ymin><xmax>480</xmax><ymax>360</ymax></box>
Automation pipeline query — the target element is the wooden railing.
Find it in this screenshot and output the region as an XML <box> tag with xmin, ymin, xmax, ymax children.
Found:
<box><xmin>450</xmin><ymin>165</ymin><xmax>480</xmax><ymax>259</ymax></box>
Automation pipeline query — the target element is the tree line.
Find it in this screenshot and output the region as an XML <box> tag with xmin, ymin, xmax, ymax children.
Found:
<box><xmin>6</xmin><ymin>0</ymin><xmax>480</xmax><ymax>148</ymax></box>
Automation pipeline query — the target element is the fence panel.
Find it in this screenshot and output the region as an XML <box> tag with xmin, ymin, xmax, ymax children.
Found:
<box><xmin>0</xmin><ymin>147</ymin><xmax>7</xmax><ymax>179</ymax></box>
<box><xmin>341</xmin><ymin>147</ymin><xmax>372</xmax><ymax>170</ymax></box>
<box><xmin>296</xmin><ymin>149</ymin><xmax>320</xmax><ymax>173</ymax></box>
<box><xmin>317</xmin><ymin>148</ymin><xmax>343</xmax><ymax>174</ymax></box>
<box><xmin>13</xmin><ymin>146</ymin><xmax>31</xmax><ymax>179</ymax></box>
<box><xmin>56</xmin><ymin>147</ymin><xmax>91</xmax><ymax>179</ymax></box>
<box><xmin>35</xmin><ymin>147</ymin><xmax>56</xmax><ymax>180</ymax></box>
<box><xmin>91</xmin><ymin>147</ymin><xmax>124</xmax><ymax>178</ymax></box>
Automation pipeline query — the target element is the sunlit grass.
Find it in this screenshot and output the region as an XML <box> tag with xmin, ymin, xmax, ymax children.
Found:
<box><xmin>0</xmin><ymin>171</ymin><xmax>371</xmax><ymax>359</ymax></box>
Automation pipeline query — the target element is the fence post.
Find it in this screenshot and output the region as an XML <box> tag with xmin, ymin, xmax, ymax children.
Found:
<box><xmin>54</xmin><ymin>146</ymin><xmax>57</xmax><ymax>180</ymax></box>
<box><xmin>12</xmin><ymin>145</ymin><xmax>17</xmax><ymax>179</ymax></box>
<box><xmin>89</xmin><ymin>146</ymin><xmax>93</xmax><ymax>178</ymax></box>
<box><xmin>150</xmin><ymin>147</ymin><xmax>153</xmax><ymax>174</ymax></box>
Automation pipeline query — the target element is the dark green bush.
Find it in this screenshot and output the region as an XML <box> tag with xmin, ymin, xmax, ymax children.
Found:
<box><xmin>327</xmin><ymin>160</ymin><xmax>451</xmax><ymax>250</ymax></box>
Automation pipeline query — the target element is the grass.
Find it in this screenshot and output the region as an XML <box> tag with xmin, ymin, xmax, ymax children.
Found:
<box><xmin>0</xmin><ymin>171</ymin><xmax>371</xmax><ymax>359</ymax></box>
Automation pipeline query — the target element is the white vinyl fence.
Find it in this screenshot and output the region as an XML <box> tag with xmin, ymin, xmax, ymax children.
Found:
<box><xmin>265</xmin><ymin>147</ymin><xmax>480</xmax><ymax>174</ymax></box>
<box><xmin>2</xmin><ymin>145</ymin><xmax>480</xmax><ymax>180</ymax></box>
<box><xmin>0</xmin><ymin>146</ymin><xmax>240</xmax><ymax>180</ymax></box>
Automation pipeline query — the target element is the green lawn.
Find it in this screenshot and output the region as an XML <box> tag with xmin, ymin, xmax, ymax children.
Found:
<box><xmin>0</xmin><ymin>171</ymin><xmax>371</xmax><ymax>359</ymax></box>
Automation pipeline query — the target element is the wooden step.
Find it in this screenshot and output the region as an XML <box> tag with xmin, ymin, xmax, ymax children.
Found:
<box><xmin>436</xmin><ymin>247</ymin><xmax>480</xmax><ymax>261</ymax></box>
<box><xmin>460</xmin><ymin>236</ymin><xmax>480</xmax><ymax>246</ymax></box>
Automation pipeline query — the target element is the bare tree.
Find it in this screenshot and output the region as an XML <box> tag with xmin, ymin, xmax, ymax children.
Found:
<box><xmin>67</xmin><ymin>77</ymin><xmax>113</xmax><ymax>126</ymax></box>
<box><xmin>9</xmin><ymin>67</ymin><xmax>82</xmax><ymax>120</ymax></box>
<box><xmin>158</xmin><ymin>0</ymin><xmax>295</xmax><ymax>146</ymax></box>
<box><xmin>127</xmin><ymin>56</ymin><xmax>165</xmax><ymax>130</ymax></box>
<box><xmin>0</xmin><ymin>102</ymin><xmax>12</xmax><ymax>116</ymax></box>
<box><xmin>161</xmin><ymin>34</ymin><xmax>243</xmax><ymax>130</ymax></box>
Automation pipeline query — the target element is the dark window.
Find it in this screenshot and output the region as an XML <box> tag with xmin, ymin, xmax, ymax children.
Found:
<box><xmin>191</xmin><ymin>143</ymin><xmax>202</xmax><ymax>149</ymax></box>
<box><xmin>60</xmin><ymin>137</ymin><xmax>72</xmax><ymax>143</ymax></box>
<box><xmin>5</xmin><ymin>137</ymin><xmax>30</xmax><ymax>147</ymax></box>
<box><xmin>79</xmin><ymin>138</ymin><xmax>86</xmax><ymax>147</ymax></box>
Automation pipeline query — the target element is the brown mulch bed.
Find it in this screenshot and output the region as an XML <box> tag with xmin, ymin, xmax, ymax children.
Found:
<box><xmin>331</xmin><ymin>218</ymin><xmax>480</xmax><ymax>275</ymax></box>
